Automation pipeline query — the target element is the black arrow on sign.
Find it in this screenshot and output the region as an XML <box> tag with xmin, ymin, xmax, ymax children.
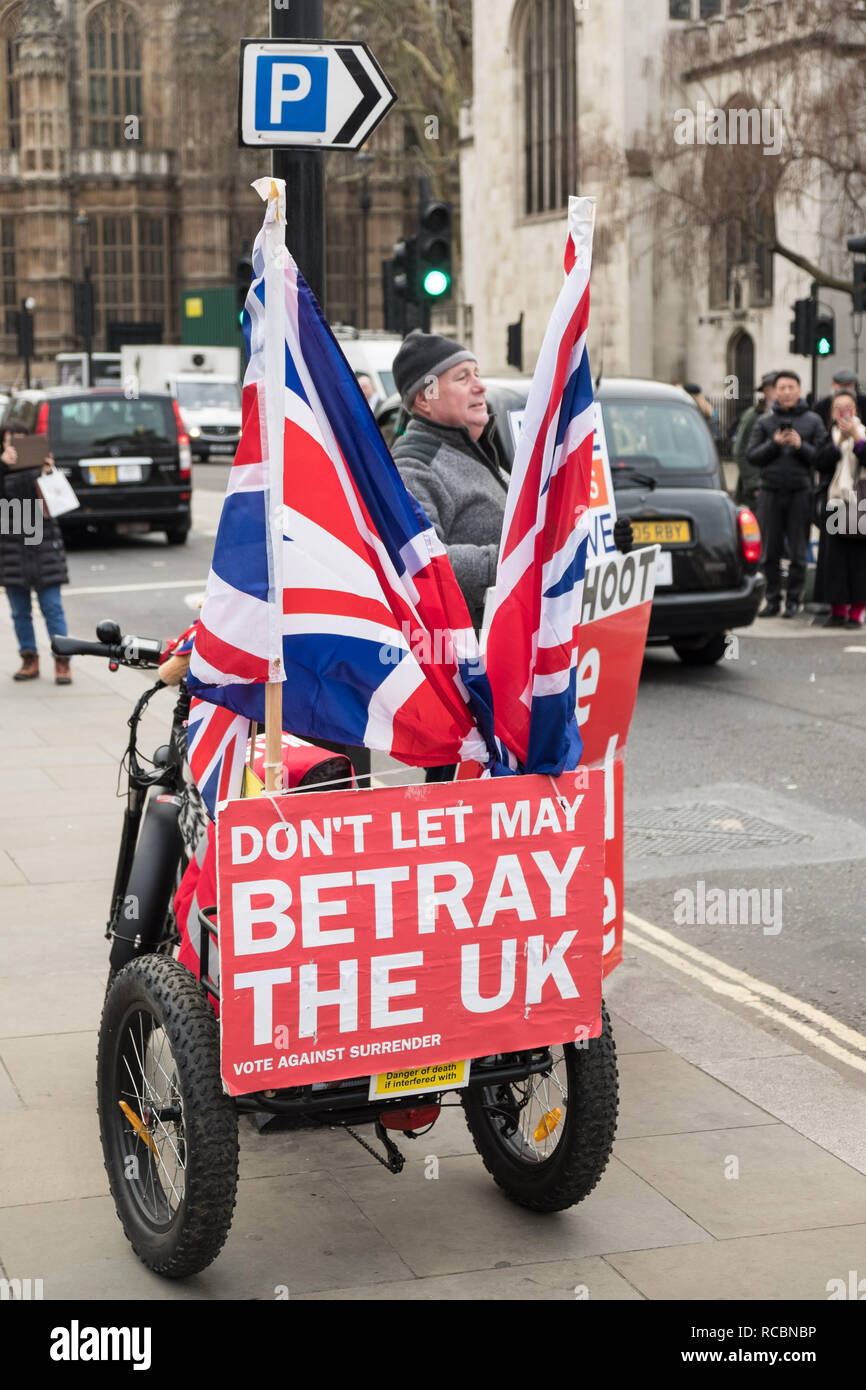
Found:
<box><xmin>333</xmin><ymin>47</ymin><xmax>382</xmax><ymax>147</ymax></box>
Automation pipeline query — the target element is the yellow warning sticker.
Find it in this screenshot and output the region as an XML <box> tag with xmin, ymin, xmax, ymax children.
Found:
<box><xmin>368</xmin><ymin>1059</ymin><xmax>471</xmax><ymax>1100</ymax></box>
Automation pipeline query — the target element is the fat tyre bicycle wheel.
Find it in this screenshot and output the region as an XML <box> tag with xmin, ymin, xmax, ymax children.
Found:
<box><xmin>462</xmin><ymin>1002</ymin><xmax>618</xmax><ymax>1212</ymax></box>
<box><xmin>97</xmin><ymin>954</ymin><xmax>239</xmax><ymax>1277</ymax></box>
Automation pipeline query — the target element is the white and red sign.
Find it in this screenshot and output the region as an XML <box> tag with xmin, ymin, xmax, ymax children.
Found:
<box><xmin>473</xmin><ymin>546</ymin><xmax>656</xmax><ymax>975</ymax></box>
<box><xmin>578</xmin><ymin>546</ymin><xmax>657</xmax><ymax>973</ymax></box>
<box><xmin>508</xmin><ymin>403</ymin><xmax>618</xmax><ymax>564</ymax></box>
<box><xmin>216</xmin><ymin>773</ymin><xmax>605</xmax><ymax>1095</ymax></box>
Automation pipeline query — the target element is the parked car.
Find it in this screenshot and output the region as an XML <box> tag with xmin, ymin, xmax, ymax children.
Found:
<box><xmin>1</xmin><ymin>389</ymin><xmax>192</xmax><ymax>544</ymax></box>
<box><xmin>379</xmin><ymin>375</ymin><xmax>765</xmax><ymax>666</ymax></box>
<box><xmin>597</xmin><ymin>379</ymin><xmax>764</xmax><ymax>664</ymax></box>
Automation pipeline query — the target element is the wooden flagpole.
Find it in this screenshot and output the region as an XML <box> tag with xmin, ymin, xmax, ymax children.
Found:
<box><xmin>254</xmin><ymin>176</ymin><xmax>288</xmax><ymax>795</ymax></box>
<box><xmin>265</xmin><ymin>680</ymin><xmax>283</xmax><ymax>793</ymax></box>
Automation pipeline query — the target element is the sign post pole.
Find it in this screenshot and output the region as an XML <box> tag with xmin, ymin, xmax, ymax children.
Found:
<box><xmin>270</xmin><ymin>0</ymin><xmax>325</xmax><ymax>306</ymax></box>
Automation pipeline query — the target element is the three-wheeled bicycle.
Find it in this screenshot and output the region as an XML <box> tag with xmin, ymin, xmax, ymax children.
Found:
<box><xmin>54</xmin><ymin>623</ymin><xmax>619</xmax><ymax>1279</ymax></box>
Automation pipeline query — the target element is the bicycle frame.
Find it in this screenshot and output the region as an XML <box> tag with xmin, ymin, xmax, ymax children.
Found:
<box><xmin>105</xmin><ymin>681</ymin><xmax>190</xmax><ymax>951</ymax></box>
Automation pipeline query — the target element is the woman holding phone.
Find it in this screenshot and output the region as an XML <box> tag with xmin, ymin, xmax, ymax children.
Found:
<box><xmin>0</xmin><ymin>415</ymin><xmax>72</xmax><ymax>682</ymax></box>
<box><xmin>814</xmin><ymin>391</ymin><xmax>866</xmax><ymax>627</ymax></box>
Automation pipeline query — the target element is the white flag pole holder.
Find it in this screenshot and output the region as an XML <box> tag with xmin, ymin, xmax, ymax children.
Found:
<box><xmin>252</xmin><ymin>176</ymin><xmax>288</xmax><ymax>793</ymax></box>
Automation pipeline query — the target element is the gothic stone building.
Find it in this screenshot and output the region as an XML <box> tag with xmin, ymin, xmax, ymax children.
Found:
<box><xmin>0</xmin><ymin>0</ymin><xmax>425</xmax><ymax>388</ymax></box>
<box><xmin>460</xmin><ymin>0</ymin><xmax>858</xmax><ymax>413</ymax></box>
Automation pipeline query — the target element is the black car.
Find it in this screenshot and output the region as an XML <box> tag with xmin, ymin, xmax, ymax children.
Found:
<box><xmin>597</xmin><ymin>379</ymin><xmax>764</xmax><ymax>663</ymax></box>
<box><xmin>379</xmin><ymin>375</ymin><xmax>765</xmax><ymax>666</ymax></box>
<box><xmin>2</xmin><ymin>389</ymin><xmax>192</xmax><ymax>544</ymax></box>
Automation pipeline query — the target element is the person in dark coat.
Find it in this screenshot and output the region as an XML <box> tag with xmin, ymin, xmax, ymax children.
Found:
<box><xmin>812</xmin><ymin>391</ymin><xmax>866</xmax><ymax>626</ymax></box>
<box><xmin>746</xmin><ymin>371</ymin><xmax>829</xmax><ymax>617</ymax></box>
<box><xmin>732</xmin><ymin>372</ymin><xmax>777</xmax><ymax>507</ymax></box>
<box><xmin>0</xmin><ymin>416</ymin><xmax>71</xmax><ymax>682</ymax></box>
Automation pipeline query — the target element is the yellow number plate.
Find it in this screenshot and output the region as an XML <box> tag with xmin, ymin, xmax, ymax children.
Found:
<box><xmin>368</xmin><ymin>1060</ymin><xmax>471</xmax><ymax>1100</ymax></box>
<box><xmin>87</xmin><ymin>465</ymin><xmax>117</xmax><ymax>485</ymax></box>
<box><xmin>632</xmin><ymin>519</ymin><xmax>692</xmax><ymax>546</ymax></box>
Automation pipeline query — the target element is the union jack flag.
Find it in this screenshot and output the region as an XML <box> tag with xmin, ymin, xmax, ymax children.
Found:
<box><xmin>187</xmin><ymin>179</ymin><xmax>499</xmax><ymax>773</ymax></box>
<box><xmin>185</xmin><ymin>698</ymin><xmax>251</xmax><ymax>821</ymax></box>
<box><xmin>484</xmin><ymin>197</ymin><xmax>598</xmax><ymax>775</ymax></box>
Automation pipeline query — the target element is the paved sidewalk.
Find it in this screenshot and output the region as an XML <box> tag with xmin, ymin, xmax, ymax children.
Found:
<box><xmin>0</xmin><ymin>607</ymin><xmax>864</xmax><ymax>1301</ymax></box>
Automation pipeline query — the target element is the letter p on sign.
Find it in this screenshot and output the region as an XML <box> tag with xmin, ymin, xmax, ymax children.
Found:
<box><xmin>255</xmin><ymin>55</ymin><xmax>328</xmax><ymax>133</ymax></box>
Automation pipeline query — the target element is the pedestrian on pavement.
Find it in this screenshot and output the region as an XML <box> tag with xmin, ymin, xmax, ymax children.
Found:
<box><xmin>732</xmin><ymin>372</ymin><xmax>778</xmax><ymax>507</ymax></box>
<box><xmin>0</xmin><ymin>416</ymin><xmax>72</xmax><ymax>683</ymax></box>
<box><xmin>355</xmin><ymin>372</ymin><xmax>383</xmax><ymax>414</ymax></box>
<box><xmin>747</xmin><ymin>371</ymin><xmax>829</xmax><ymax>618</ymax></box>
<box><xmin>813</xmin><ymin>368</ymin><xmax>866</xmax><ymax>430</ymax></box>
<box><xmin>812</xmin><ymin>391</ymin><xmax>866</xmax><ymax>627</ymax></box>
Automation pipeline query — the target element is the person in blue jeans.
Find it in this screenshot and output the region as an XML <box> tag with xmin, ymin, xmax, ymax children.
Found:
<box><xmin>0</xmin><ymin>416</ymin><xmax>71</xmax><ymax>683</ymax></box>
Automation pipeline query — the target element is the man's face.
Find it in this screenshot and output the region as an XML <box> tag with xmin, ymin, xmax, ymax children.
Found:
<box><xmin>761</xmin><ymin>383</ymin><xmax>777</xmax><ymax>407</ymax></box>
<box><xmin>832</xmin><ymin>378</ymin><xmax>855</xmax><ymax>397</ymax></box>
<box><xmin>413</xmin><ymin>360</ymin><xmax>488</xmax><ymax>440</ymax></box>
<box><xmin>357</xmin><ymin>375</ymin><xmax>376</xmax><ymax>403</ymax></box>
<box><xmin>774</xmin><ymin>376</ymin><xmax>800</xmax><ymax>410</ymax></box>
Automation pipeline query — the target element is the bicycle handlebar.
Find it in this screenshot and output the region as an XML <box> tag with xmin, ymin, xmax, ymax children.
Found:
<box><xmin>52</xmin><ymin>634</ymin><xmax>165</xmax><ymax>669</ymax></box>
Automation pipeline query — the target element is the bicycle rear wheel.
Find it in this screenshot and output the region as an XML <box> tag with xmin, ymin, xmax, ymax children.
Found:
<box><xmin>97</xmin><ymin>954</ymin><xmax>238</xmax><ymax>1277</ymax></box>
<box><xmin>462</xmin><ymin>1003</ymin><xmax>618</xmax><ymax>1212</ymax></box>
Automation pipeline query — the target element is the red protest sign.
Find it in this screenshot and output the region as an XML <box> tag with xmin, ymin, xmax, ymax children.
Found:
<box><xmin>216</xmin><ymin>772</ymin><xmax>605</xmax><ymax>1095</ymax></box>
<box><xmin>577</xmin><ymin>549</ymin><xmax>654</xmax><ymax>975</ymax></box>
<box><xmin>467</xmin><ymin>550</ymin><xmax>655</xmax><ymax>977</ymax></box>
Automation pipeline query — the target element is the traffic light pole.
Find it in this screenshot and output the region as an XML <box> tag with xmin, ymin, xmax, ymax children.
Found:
<box><xmin>21</xmin><ymin>299</ymin><xmax>31</xmax><ymax>390</ymax></box>
<box><xmin>267</xmin><ymin>0</ymin><xmax>370</xmax><ymax>784</ymax></box>
<box><xmin>810</xmin><ymin>281</ymin><xmax>819</xmax><ymax>405</ymax></box>
<box><xmin>83</xmin><ymin>266</ymin><xmax>93</xmax><ymax>389</ymax></box>
<box><xmin>270</xmin><ymin>0</ymin><xmax>325</xmax><ymax>306</ymax></box>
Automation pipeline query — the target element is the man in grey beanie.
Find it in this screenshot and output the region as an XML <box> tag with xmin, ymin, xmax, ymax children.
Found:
<box><xmin>391</xmin><ymin>331</ymin><xmax>508</xmax><ymax>632</ymax></box>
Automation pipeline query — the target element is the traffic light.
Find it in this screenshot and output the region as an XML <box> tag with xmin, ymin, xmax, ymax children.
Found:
<box><xmin>393</xmin><ymin>236</ymin><xmax>418</xmax><ymax>305</ymax></box>
<box><xmin>15</xmin><ymin>306</ymin><xmax>34</xmax><ymax>359</ymax></box>
<box><xmin>417</xmin><ymin>199</ymin><xmax>452</xmax><ymax>302</ymax></box>
<box><xmin>814</xmin><ymin>313</ymin><xmax>835</xmax><ymax>357</ymax></box>
<box><xmin>73</xmin><ymin>280</ymin><xmax>94</xmax><ymax>341</ymax></box>
<box><xmin>507</xmin><ymin>314</ymin><xmax>524</xmax><ymax>372</ymax></box>
<box><xmin>235</xmin><ymin>256</ymin><xmax>254</xmax><ymax>325</ymax></box>
<box><xmin>789</xmin><ymin>298</ymin><xmax>815</xmax><ymax>356</ymax></box>
<box><xmin>854</xmin><ymin>263</ymin><xmax>866</xmax><ymax>314</ymax></box>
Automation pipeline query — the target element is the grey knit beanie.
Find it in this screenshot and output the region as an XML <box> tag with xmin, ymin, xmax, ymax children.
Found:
<box><xmin>393</xmin><ymin>330</ymin><xmax>477</xmax><ymax>409</ymax></box>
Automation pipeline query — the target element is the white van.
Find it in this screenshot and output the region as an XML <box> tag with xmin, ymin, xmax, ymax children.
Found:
<box><xmin>333</xmin><ymin>329</ymin><xmax>403</xmax><ymax>406</ymax></box>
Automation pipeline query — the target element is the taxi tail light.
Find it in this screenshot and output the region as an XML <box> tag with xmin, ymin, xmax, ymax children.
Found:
<box><xmin>35</xmin><ymin>402</ymin><xmax>50</xmax><ymax>435</ymax></box>
<box><xmin>379</xmin><ymin>1103</ymin><xmax>440</xmax><ymax>1132</ymax></box>
<box><xmin>738</xmin><ymin>507</ymin><xmax>762</xmax><ymax>565</ymax></box>
<box><xmin>172</xmin><ymin>400</ymin><xmax>192</xmax><ymax>479</ymax></box>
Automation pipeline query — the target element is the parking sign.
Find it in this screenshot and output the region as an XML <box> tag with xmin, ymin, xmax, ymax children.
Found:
<box><xmin>238</xmin><ymin>39</ymin><xmax>397</xmax><ymax>150</ymax></box>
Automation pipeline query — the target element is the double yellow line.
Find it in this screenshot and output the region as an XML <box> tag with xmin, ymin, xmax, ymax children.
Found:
<box><xmin>624</xmin><ymin>910</ymin><xmax>866</xmax><ymax>1075</ymax></box>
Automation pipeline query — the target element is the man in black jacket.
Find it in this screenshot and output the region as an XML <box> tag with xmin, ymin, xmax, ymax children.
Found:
<box><xmin>746</xmin><ymin>371</ymin><xmax>828</xmax><ymax>617</ymax></box>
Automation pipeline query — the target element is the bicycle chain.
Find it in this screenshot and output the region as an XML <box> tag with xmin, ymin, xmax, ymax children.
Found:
<box><xmin>344</xmin><ymin>1122</ymin><xmax>405</xmax><ymax>1174</ymax></box>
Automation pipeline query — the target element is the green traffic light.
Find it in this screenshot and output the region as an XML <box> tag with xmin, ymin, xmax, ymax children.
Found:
<box><xmin>817</xmin><ymin>337</ymin><xmax>831</xmax><ymax>356</ymax></box>
<box><xmin>423</xmin><ymin>269</ymin><xmax>451</xmax><ymax>298</ymax></box>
